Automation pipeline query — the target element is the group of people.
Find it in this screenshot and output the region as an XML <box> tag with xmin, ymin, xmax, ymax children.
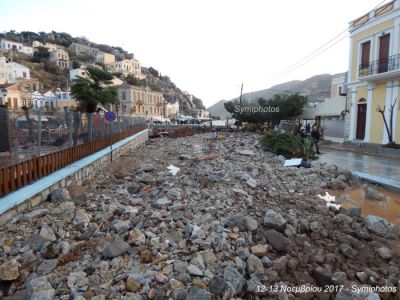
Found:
<box><xmin>299</xmin><ymin>123</ymin><xmax>323</xmax><ymax>155</ymax></box>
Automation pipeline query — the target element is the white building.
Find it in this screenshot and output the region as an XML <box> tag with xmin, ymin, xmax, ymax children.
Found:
<box><xmin>0</xmin><ymin>56</ymin><xmax>14</xmax><ymax>84</ymax></box>
<box><xmin>0</xmin><ymin>39</ymin><xmax>33</xmax><ymax>56</ymax></box>
<box><xmin>6</xmin><ymin>62</ymin><xmax>30</xmax><ymax>80</ymax></box>
<box><xmin>166</xmin><ymin>101</ymin><xmax>180</xmax><ymax>117</ymax></box>
<box><xmin>69</xmin><ymin>67</ymin><xmax>88</xmax><ymax>81</ymax></box>
<box><xmin>32</xmin><ymin>91</ymin><xmax>45</xmax><ymax>109</ymax></box>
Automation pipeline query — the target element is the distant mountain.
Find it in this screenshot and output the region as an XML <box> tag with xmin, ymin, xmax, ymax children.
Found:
<box><xmin>207</xmin><ymin>74</ymin><xmax>334</xmax><ymax>119</ymax></box>
<box><xmin>207</xmin><ymin>100</ymin><xmax>231</xmax><ymax>119</ymax></box>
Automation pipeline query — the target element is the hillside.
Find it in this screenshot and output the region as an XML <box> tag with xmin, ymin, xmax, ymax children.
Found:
<box><xmin>0</xmin><ymin>30</ymin><xmax>204</xmax><ymax>115</ymax></box>
<box><xmin>207</xmin><ymin>74</ymin><xmax>334</xmax><ymax>118</ymax></box>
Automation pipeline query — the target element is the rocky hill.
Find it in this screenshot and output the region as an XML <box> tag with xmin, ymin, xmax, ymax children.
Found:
<box><xmin>0</xmin><ymin>30</ymin><xmax>204</xmax><ymax>115</ymax></box>
<box><xmin>208</xmin><ymin>74</ymin><xmax>334</xmax><ymax>119</ymax></box>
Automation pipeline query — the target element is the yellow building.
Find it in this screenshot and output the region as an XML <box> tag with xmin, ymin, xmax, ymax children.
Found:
<box><xmin>107</xmin><ymin>59</ymin><xmax>145</xmax><ymax>79</ymax></box>
<box><xmin>96</xmin><ymin>51</ymin><xmax>115</xmax><ymax>65</ymax></box>
<box><xmin>117</xmin><ymin>83</ymin><xmax>165</xmax><ymax>119</ymax></box>
<box><xmin>49</xmin><ymin>48</ymin><xmax>70</xmax><ymax>69</ymax></box>
<box><xmin>346</xmin><ymin>1</ymin><xmax>400</xmax><ymax>144</ymax></box>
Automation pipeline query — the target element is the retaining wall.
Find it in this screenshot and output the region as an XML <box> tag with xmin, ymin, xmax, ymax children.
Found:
<box><xmin>0</xmin><ymin>129</ymin><xmax>148</xmax><ymax>225</ymax></box>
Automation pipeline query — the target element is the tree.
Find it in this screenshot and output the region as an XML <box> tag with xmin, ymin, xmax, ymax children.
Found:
<box><xmin>22</xmin><ymin>106</ymin><xmax>35</xmax><ymax>143</ymax></box>
<box><xmin>376</xmin><ymin>98</ymin><xmax>398</xmax><ymax>145</ymax></box>
<box><xmin>71</xmin><ymin>66</ymin><xmax>117</xmax><ymax>141</ymax></box>
<box><xmin>32</xmin><ymin>46</ymin><xmax>50</xmax><ymax>62</ymax></box>
<box><xmin>224</xmin><ymin>93</ymin><xmax>307</xmax><ymax>125</ymax></box>
<box><xmin>126</xmin><ymin>74</ymin><xmax>146</xmax><ymax>87</ymax></box>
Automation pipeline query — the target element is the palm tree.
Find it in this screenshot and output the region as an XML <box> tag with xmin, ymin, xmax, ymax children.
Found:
<box><xmin>71</xmin><ymin>66</ymin><xmax>117</xmax><ymax>142</ymax></box>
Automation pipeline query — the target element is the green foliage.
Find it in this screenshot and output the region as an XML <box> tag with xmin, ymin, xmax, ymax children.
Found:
<box><xmin>71</xmin><ymin>66</ymin><xmax>117</xmax><ymax>113</ymax></box>
<box><xmin>32</xmin><ymin>46</ymin><xmax>50</xmax><ymax>62</ymax></box>
<box><xmin>192</xmin><ymin>96</ymin><xmax>205</xmax><ymax>109</ymax></box>
<box><xmin>225</xmin><ymin>93</ymin><xmax>307</xmax><ymax>124</ymax></box>
<box><xmin>71</xmin><ymin>59</ymin><xmax>81</xmax><ymax>69</ymax></box>
<box><xmin>148</xmin><ymin>81</ymin><xmax>161</xmax><ymax>92</ymax></box>
<box><xmin>125</xmin><ymin>74</ymin><xmax>146</xmax><ymax>87</ymax></box>
<box><xmin>148</xmin><ymin>67</ymin><xmax>159</xmax><ymax>77</ymax></box>
<box><xmin>260</xmin><ymin>130</ymin><xmax>316</xmax><ymax>160</ymax></box>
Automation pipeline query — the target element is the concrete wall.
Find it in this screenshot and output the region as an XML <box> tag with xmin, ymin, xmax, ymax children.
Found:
<box><xmin>0</xmin><ymin>129</ymin><xmax>148</xmax><ymax>225</ymax></box>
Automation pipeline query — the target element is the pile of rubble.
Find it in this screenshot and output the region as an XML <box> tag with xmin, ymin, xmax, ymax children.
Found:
<box><xmin>0</xmin><ymin>132</ymin><xmax>399</xmax><ymax>300</ymax></box>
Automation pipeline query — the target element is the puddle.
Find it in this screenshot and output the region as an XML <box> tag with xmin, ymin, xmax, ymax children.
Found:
<box><xmin>330</xmin><ymin>186</ymin><xmax>400</xmax><ymax>228</ymax></box>
<box><xmin>319</xmin><ymin>186</ymin><xmax>400</xmax><ymax>254</ymax></box>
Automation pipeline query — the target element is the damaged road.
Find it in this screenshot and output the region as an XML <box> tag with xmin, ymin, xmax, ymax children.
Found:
<box><xmin>0</xmin><ymin>132</ymin><xmax>399</xmax><ymax>300</ymax></box>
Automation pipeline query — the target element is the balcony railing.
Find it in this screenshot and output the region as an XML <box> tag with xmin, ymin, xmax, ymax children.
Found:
<box><xmin>359</xmin><ymin>54</ymin><xmax>400</xmax><ymax>77</ymax></box>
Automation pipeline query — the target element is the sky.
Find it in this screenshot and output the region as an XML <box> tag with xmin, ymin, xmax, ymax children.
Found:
<box><xmin>0</xmin><ymin>0</ymin><xmax>389</xmax><ymax>107</ymax></box>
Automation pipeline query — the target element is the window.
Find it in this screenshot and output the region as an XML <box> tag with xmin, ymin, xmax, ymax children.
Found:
<box><xmin>23</xmin><ymin>72</ymin><xmax>27</xmax><ymax>78</ymax></box>
<box><xmin>122</xmin><ymin>91</ymin><xmax>126</xmax><ymax>100</ymax></box>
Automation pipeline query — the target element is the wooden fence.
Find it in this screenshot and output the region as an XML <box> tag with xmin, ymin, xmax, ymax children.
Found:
<box><xmin>0</xmin><ymin>125</ymin><xmax>147</xmax><ymax>198</ymax></box>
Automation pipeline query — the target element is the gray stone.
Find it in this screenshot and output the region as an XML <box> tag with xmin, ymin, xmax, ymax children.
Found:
<box><xmin>208</xmin><ymin>276</ymin><xmax>228</xmax><ymax>295</ymax></box>
<box><xmin>21</xmin><ymin>209</ymin><xmax>50</xmax><ymax>221</ymax></box>
<box><xmin>39</xmin><ymin>224</ymin><xmax>56</xmax><ymax>241</ymax></box>
<box><xmin>247</xmin><ymin>254</ymin><xmax>264</xmax><ymax>274</ymax></box>
<box><xmin>264</xmin><ymin>229</ymin><xmax>290</xmax><ymax>252</ymax></box>
<box><xmin>331</xmin><ymin>272</ymin><xmax>347</xmax><ymax>285</ymax></box>
<box><xmin>187</xmin><ymin>264</ymin><xmax>203</xmax><ymax>276</ymax></box>
<box><xmin>339</xmin><ymin>244</ymin><xmax>358</xmax><ymax>258</ymax></box>
<box><xmin>313</xmin><ymin>266</ymin><xmax>333</xmax><ymax>286</ymax></box>
<box><xmin>244</xmin><ymin>216</ymin><xmax>258</xmax><ymax>231</ymax></box>
<box><xmin>73</xmin><ymin>210</ymin><xmax>91</xmax><ymax>225</ymax></box>
<box><xmin>376</xmin><ymin>246</ymin><xmax>393</xmax><ymax>259</ymax></box>
<box><xmin>112</xmin><ymin>220</ymin><xmax>131</xmax><ymax>233</ymax></box>
<box><xmin>362</xmin><ymin>184</ymin><xmax>386</xmax><ymax>201</ymax></box>
<box><xmin>28</xmin><ymin>276</ymin><xmax>56</xmax><ymax>300</ymax></box>
<box><xmin>364</xmin><ymin>215</ymin><xmax>400</xmax><ymax>238</ymax></box>
<box><xmin>246</xmin><ymin>177</ymin><xmax>258</xmax><ymax>188</ymax></box>
<box><xmin>263</xmin><ymin>209</ymin><xmax>287</xmax><ymax>230</ymax></box>
<box><xmin>37</xmin><ymin>259</ymin><xmax>58</xmax><ymax>275</ymax></box>
<box><xmin>127</xmin><ymin>184</ymin><xmax>141</xmax><ymax>194</ymax></box>
<box><xmin>152</xmin><ymin>197</ymin><xmax>171</xmax><ymax>209</ymax></box>
<box><xmin>185</xmin><ymin>286</ymin><xmax>213</xmax><ymax>300</ymax></box>
<box><xmin>261</xmin><ymin>256</ymin><xmax>273</xmax><ymax>267</ymax></box>
<box><xmin>138</xmin><ymin>163</ymin><xmax>154</xmax><ymax>172</ymax></box>
<box><xmin>51</xmin><ymin>188</ymin><xmax>70</xmax><ymax>202</ymax></box>
<box><xmin>102</xmin><ymin>240</ymin><xmax>131</xmax><ymax>258</ymax></box>
<box><xmin>223</xmin><ymin>266</ymin><xmax>245</xmax><ymax>294</ymax></box>
<box><xmin>174</xmin><ymin>260</ymin><xmax>189</xmax><ymax>274</ymax></box>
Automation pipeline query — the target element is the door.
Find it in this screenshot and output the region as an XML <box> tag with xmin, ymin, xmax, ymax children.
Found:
<box><xmin>378</xmin><ymin>34</ymin><xmax>390</xmax><ymax>73</ymax></box>
<box><xmin>356</xmin><ymin>103</ymin><xmax>367</xmax><ymax>140</ymax></box>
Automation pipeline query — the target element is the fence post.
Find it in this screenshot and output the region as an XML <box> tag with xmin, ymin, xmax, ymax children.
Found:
<box><xmin>69</xmin><ymin>111</ymin><xmax>73</xmax><ymax>147</ymax></box>
<box><xmin>13</xmin><ymin>118</ymin><xmax>19</xmax><ymax>163</ymax></box>
<box><xmin>37</xmin><ymin>109</ymin><xmax>42</xmax><ymax>156</ymax></box>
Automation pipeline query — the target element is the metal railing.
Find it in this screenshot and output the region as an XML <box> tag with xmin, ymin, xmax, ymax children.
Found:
<box><xmin>359</xmin><ymin>54</ymin><xmax>400</xmax><ymax>77</ymax></box>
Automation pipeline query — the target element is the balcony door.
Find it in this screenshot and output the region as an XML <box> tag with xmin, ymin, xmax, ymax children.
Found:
<box><xmin>378</xmin><ymin>34</ymin><xmax>390</xmax><ymax>73</ymax></box>
<box><xmin>360</xmin><ymin>41</ymin><xmax>371</xmax><ymax>76</ymax></box>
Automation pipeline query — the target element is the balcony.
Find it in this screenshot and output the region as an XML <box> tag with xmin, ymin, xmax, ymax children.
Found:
<box><xmin>358</xmin><ymin>54</ymin><xmax>400</xmax><ymax>81</ymax></box>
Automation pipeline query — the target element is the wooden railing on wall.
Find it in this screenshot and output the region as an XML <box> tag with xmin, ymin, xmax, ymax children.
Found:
<box><xmin>0</xmin><ymin>125</ymin><xmax>147</xmax><ymax>198</ymax></box>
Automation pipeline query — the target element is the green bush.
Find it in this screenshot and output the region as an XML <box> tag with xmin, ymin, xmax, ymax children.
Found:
<box><xmin>260</xmin><ymin>130</ymin><xmax>316</xmax><ymax>160</ymax></box>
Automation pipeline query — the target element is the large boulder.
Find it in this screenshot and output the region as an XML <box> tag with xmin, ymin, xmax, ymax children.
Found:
<box><xmin>364</xmin><ymin>215</ymin><xmax>400</xmax><ymax>238</ymax></box>
<box><xmin>362</xmin><ymin>184</ymin><xmax>386</xmax><ymax>201</ymax></box>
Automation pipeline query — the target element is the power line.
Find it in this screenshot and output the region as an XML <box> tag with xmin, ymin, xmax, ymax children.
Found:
<box><xmin>267</xmin><ymin>0</ymin><xmax>390</xmax><ymax>84</ymax></box>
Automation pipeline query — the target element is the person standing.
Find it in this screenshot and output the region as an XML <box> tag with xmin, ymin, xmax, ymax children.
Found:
<box><xmin>311</xmin><ymin>125</ymin><xmax>322</xmax><ymax>154</ymax></box>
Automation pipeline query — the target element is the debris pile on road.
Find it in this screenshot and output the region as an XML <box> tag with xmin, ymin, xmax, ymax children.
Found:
<box><xmin>0</xmin><ymin>132</ymin><xmax>399</xmax><ymax>300</ymax></box>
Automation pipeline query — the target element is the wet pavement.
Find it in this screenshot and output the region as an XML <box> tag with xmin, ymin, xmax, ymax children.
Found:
<box><xmin>319</xmin><ymin>148</ymin><xmax>400</xmax><ymax>183</ymax></box>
